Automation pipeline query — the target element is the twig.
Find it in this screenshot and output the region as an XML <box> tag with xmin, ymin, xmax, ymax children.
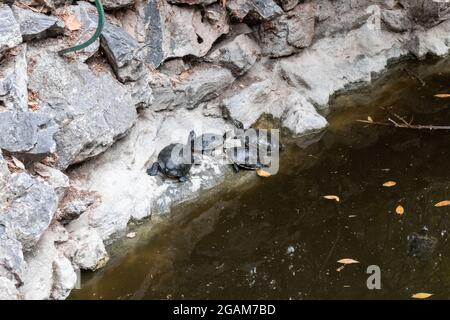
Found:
<box><xmin>402</xmin><ymin>68</ymin><xmax>426</xmax><ymax>87</ymax></box>
<box><xmin>357</xmin><ymin>119</ymin><xmax>450</xmax><ymax>130</ymax></box>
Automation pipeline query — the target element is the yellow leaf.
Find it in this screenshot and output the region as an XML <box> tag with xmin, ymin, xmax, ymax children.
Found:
<box><xmin>367</xmin><ymin>116</ymin><xmax>374</xmax><ymax>123</ymax></box>
<box><xmin>411</xmin><ymin>293</ymin><xmax>433</xmax><ymax>299</ymax></box>
<box><xmin>434</xmin><ymin>94</ymin><xmax>450</xmax><ymax>98</ymax></box>
<box><xmin>396</xmin><ymin>205</ymin><xmax>404</xmax><ymax>215</ymax></box>
<box><xmin>64</xmin><ymin>14</ymin><xmax>82</xmax><ymax>31</ymax></box>
<box><xmin>256</xmin><ymin>169</ymin><xmax>271</xmax><ymax>178</ymax></box>
<box><xmin>323</xmin><ymin>195</ymin><xmax>340</xmax><ymax>202</ymax></box>
<box><xmin>337</xmin><ymin>258</ymin><xmax>359</xmax><ymax>265</ymax></box>
<box><xmin>434</xmin><ymin>200</ymin><xmax>450</xmax><ymax>207</ymax></box>
<box><xmin>383</xmin><ymin>181</ymin><xmax>397</xmax><ymax>187</ymax></box>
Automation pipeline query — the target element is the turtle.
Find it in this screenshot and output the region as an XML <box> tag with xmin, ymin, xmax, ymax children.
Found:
<box><xmin>237</xmin><ymin>128</ymin><xmax>280</xmax><ymax>155</ymax></box>
<box><xmin>407</xmin><ymin>226</ymin><xmax>437</xmax><ymax>259</ymax></box>
<box><xmin>147</xmin><ymin>130</ymin><xmax>196</xmax><ymax>182</ymax></box>
<box><xmin>228</xmin><ymin>145</ymin><xmax>269</xmax><ymax>172</ymax></box>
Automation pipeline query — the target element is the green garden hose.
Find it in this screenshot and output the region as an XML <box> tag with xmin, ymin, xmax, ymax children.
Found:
<box><xmin>59</xmin><ymin>0</ymin><xmax>105</xmax><ymax>55</ymax></box>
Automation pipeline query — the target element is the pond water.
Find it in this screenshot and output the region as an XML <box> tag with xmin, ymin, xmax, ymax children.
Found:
<box><xmin>71</xmin><ymin>57</ymin><xmax>450</xmax><ymax>300</ymax></box>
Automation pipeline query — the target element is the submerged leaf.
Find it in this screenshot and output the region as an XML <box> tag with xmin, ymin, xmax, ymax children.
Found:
<box><xmin>323</xmin><ymin>195</ymin><xmax>340</xmax><ymax>202</ymax></box>
<box><xmin>434</xmin><ymin>200</ymin><xmax>450</xmax><ymax>207</ymax></box>
<box><xmin>383</xmin><ymin>181</ymin><xmax>397</xmax><ymax>187</ymax></box>
<box><xmin>396</xmin><ymin>205</ymin><xmax>404</xmax><ymax>215</ymax></box>
<box><xmin>337</xmin><ymin>258</ymin><xmax>359</xmax><ymax>265</ymax></box>
<box><xmin>411</xmin><ymin>293</ymin><xmax>433</xmax><ymax>299</ymax></box>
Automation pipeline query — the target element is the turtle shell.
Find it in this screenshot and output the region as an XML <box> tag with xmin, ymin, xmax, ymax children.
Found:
<box><xmin>157</xmin><ymin>143</ymin><xmax>193</xmax><ymax>179</ymax></box>
<box><xmin>228</xmin><ymin>145</ymin><xmax>265</xmax><ymax>170</ymax></box>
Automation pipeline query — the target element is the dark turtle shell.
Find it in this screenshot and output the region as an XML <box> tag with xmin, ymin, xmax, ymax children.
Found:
<box><xmin>237</xmin><ymin>129</ymin><xmax>280</xmax><ymax>155</ymax></box>
<box><xmin>157</xmin><ymin>143</ymin><xmax>193</xmax><ymax>179</ymax></box>
<box><xmin>228</xmin><ymin>146</ymin><xmax>266</xmax><ymax>170</ymax></box>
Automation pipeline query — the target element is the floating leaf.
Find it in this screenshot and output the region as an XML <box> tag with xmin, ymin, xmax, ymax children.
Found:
<box><xmin>434</xmin><ymin>200</ymin><xmax>450</xmax><ymax>207</ymax></box>
<box><xmin>126</xmin><ymin>232</ymin><xmax>136</xmax><ymax>239</ymax></box>
<box><xmin>411</xmin><ymin>293</ymin><xmax>433</xmax><ymax>299</ymax></box>
<box><xmin>336</xmin><ymin>265</ymin><xmax>345</xmax><ymax>272</ymax></box>
<box><xmin>337</xmin><ymin>258</ymin><xmax>359</xmax><ymax>265</ymax></box>
<box><xmin>323</xmin><ymin>195</ymin><xmax>340</xmax><ymax>202</ymax></box>
<box><xmin>396</xmin><ymin>205</ymin><xmax>405</xmax><ymax>215</ymax></box>
<box><xmin>434</xmin><ymin>94</ymin><xmax>450</xmax><ymax>98</ymax></box>
<box><xmin>367</xmin><ymin>116</ymin><xmax>374</xmax><ymax>123</ymax></box>
<box><xmin>383</xmin><ymin>181</ymin><xmax>397</xmax><ymax>187</ymax></box>
<box><xmin>256</xmin><ymin>169</ymin><xmax>271</xmax><ymax>178</ymax></box>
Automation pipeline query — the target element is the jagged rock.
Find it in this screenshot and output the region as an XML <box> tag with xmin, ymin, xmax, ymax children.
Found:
<box><xmin>278</xmin><ymin>0</ymin><xmax>298</xmax><ymax>11</ymax></box>
<box><xmin>127</xmin><ymin>74</ymin><xmax>153</xmax><ymax>109</ymax></box>
<box><xmin>206</xmin><ymin>34</ymin><xmax>260</xmax><ymax>76</ymax></box>
<box><xmin>100</xmin><ymin>22</ymin><xmax>144</xmax><ymax>83</ymax></box>
<box><xmin>134</xmin><ymin>0</ymin><xmax>229</xmax><ymax>67</ymax></box>
<box><xmin>0</xmin><ymin>111</ymin><xmax>58</xmax><ymax>161</ymax></box>
<box><xmin>70</xmin><ymin>228</ymin><xmax>109</xmax><ymax>271</ymax></box>
<box><xmin>57</xmin><ymin>192</ymin><xmax>97</xmax><ymax>224</ymax></box>
<box><xmin>28</xmin><ymin>48</ymin><xmax>137</xmax><ymax>170</ymax></box>
<box><xmin>256</xmin><ymin>2</ymin><xmax>315</xmax><ymax>57</ymax></box>
<box><xmin>381</xmin><ymin>9</ymin><xmax>412</xmax><ymax>33</ymax></box>
<box><xmin>226</xmin><ymin>0</ymin><xmax>283</xmax><ymax>21</ymax></box>
<box><xmin>0</xmin><ymin>152</ymin><xmax>9</xmax><ymax>204</ymax></box>
<box><xmin>168</xmin><ymin>0</ymin><xmax>216</xmax><ymax>5</ymax></box>
<box><xmin>21</xmin><ymin>223</ymin><xmax>76</xmax><ymax>300</ymax></box>
<box><xmin>0</xmin><ymin>44</ymin><xmax>28</xmax><ymax>112</ymax></box>
<box><xmin>400</xmin><ymin>0</ymin><xmax>450</xmax><ymax>28</ymax></box>
<box><xmin>0</xmin><ymin>222</ymin><xmax>25</xmax><ymax>286</ymax></box>
<box><xmin>151</xmin><ymin>65</ymin><xmax>235</xmax><ymax>111</ymax></box>
<box><xmin>409</xmin><ymin>20</ymin><xmax>450</xmax><ymax>58</ymax></box>
<box><xmin>90</xmin><ymin>0</ymin><xmax>135</xmax><ymax>10</ymax></box>
<box><xmin>6</xmin><ymin>173</ymin><xmax>59</xmax><ymax>250</ymax></box>
<box><xmin>0</xmin><ymin>4</ymin><xmax>22</xmax><ymax>57</ymax></box>
<box><xmin>12</xmin><ymin>5</ymin><xmax>64</xmax><ymax>41</ymax></box>
<box><xmin>314</xmin><ymin>0</ymin><xmax>373</xmax><ymax>39</ymax></box>
<box><xmin>0</xmin><ymin>277</ymin><xmax>21</xmax><ymax>300</ymax></box>
<box><xmin>33</xmin><ymin>163</ymin><xmax>70</xmax><ymax>200</ymax></box>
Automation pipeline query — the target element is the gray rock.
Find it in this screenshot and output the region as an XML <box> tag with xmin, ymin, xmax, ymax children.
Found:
<box><xmin>400</xmin><ymin>0</ymin><xmax>450</xmax><ymax>28</ymax></box>
<box><xmin>12</xmin><ymin>5</ymin><xmax>64</xmax><ymax>42</ymax></box>
<box><xmin>58</xmin><ymin>193</ymin><xmax>97</xmax><ymax>224</ymax></box>
<box><xmin>151</xmin><ymin>65</ymin><xmax>235</xmax><ymax>111</ymax></box>
<box><xmin>70</xmin><ymin>228</ymin><xmax>109</xmax><ymax>271</ymax></box>
<box><xmin>90</xmin><ymin>0</ymin><xmax>135</xmax><ymax>10</ymax></box>
<box><xmin>226</xmin><ymin>0</ymin><xmax>283</xmax><ymax>21</ymax></box>
<box><xmin>0</xmin><ymin>277</ymin><xmax>21</xmax><ymax>300</ymax></box>
<box><xmin>0</xmin><ymin>111</ymin><xmax>58</xmax><ymax>161</ymax></box>
<box><xmin>51</xmin><ymin>255</ymin><xmax>78</xmax><ymax>300</ymax></box>
<box><xmin>137</xmin><ymin>0</ymin><xmax>229</xmax><ymax>67</ymax></box>
<box><xmin>381</xmin><ymin>9</ymin><xmax>412</xmax><ymax>33</ymax></box>
<box><xmin>168</xmin><ymin>0</ymin><xmax>216</xmax><ymax>5</ymax></box>
<box><xmin>6</xmin><ymin>173</ymin><xmax>58</xmax><ymax>250</ymax></box>
<box><xmin>278</xmin><ymin>0</ymin><xmax>298</xmax><ymax>11</ymax></box>
<box><xmin>0</xmin><ymin>222</ymin><xmax>25</xmax><ymax>286</ymax></box>
<box><xmin>0</xmin><ymin>152</ymin><xmax>9</xmax><ymax>204</ymax></box>
<box><xmin>100</xmin><ymin>22</ymin><xmax>144</xmax><ymax>83</ymax></box>
<box><xmin>33</xmin><ymin>163</ymin><xmax>69</xmax><ymax>200</ymax></box>
<box><xmin>28</xmin><ymin>48</ymin><xmax>137</xmax><ymax>169</ymax></box>
<box><xmin>0</xmin><ymin>4</ymin><xmax>22</xmax><ymax>56</ymax></box>
<box><xmin>0</xmin><ymin>44</ymin><xmax>28</xmax><ymax>112</ymax></box>
<box><xmin>206</xmin><ymin>34</ymin><xmax>260</xmax><ymax>76</ymax></box>
<box><xmin>256</xmin><ymin>2</ymin><xmax>316</xmax><ymax>57</ymax></box>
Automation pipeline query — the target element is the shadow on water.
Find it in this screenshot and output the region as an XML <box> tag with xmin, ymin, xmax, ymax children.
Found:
<box><xmin>71</xmin><ymin>57</ymin><xmax>450</xmax><ymax>300</ymax></box>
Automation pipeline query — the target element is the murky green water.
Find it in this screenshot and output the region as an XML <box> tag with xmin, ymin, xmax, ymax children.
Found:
<box><xmin>71</xmin><ymin>58</ymin><xmax>450</xmax><ymax>300</ymax></box>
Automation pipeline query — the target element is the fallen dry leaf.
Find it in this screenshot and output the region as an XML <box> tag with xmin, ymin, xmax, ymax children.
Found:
<box><xmin>323</xmin><ymin>195</ymin><xmax>340</xmax><ymax>202</ymax></box>
<box><xmin>337</xmin><ymin>258</ymin><xmax>359</xmax><ymax>265</ymax></box>
<box><xmin>367</xmin><ymin>116</ymin><xmax>374</xmax><ymax>123</ymax></box>
<box><xmin>434</xmin><ymin>200</ymin><xmax>450</xmax><ymax>207</ymax></box>
<box><xmin>396</xmin><ymin>205</ymin><xmax>405</xmax><ymax>215</ymax></box>
<box><xmin>11</xmin><ymin>156</ymin><xmax>25</xmax><ymax>170</ymax></box>
<box><xmin>411</xmin><ymin>293</ymin><xmax>433</xmax><ymax>299</ymax></box>
<box><xmin>434</xmin><ymin>94</ymin><xmax>450</xmax><ymax>98</ymax></box>
<box><xmin>256</xmin><ymin>169</ymin><xmax>271</xmax><ymax>178</ymax></box>
<box><xmin>336</xmin><ymin>265</ymin><xmax>345</xmax><ymax>272</ymax></box>
<box><xmin>383</xmin><ymin>181</ymin><xmax>397</xmax><ymax>187</ymax></box>
<box><xmin>64</xmin><ymin>14</ymin><xmax>82</xmax><ymax>31</ymax></box>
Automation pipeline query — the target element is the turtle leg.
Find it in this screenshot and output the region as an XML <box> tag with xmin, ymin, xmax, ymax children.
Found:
<box><xmin>232</xmin><ymin>163</ymin><xmax>240</xmax><ymax>173</ymax></box>
<box><xmin>178</xmin><ymin>176</ymin><xmax>189</xmax><ymax>183</ymax></box>
<box><xmin>147</xmin><ymin>162</ymin><xmax>160</xmax><ymax>176</ymax></box>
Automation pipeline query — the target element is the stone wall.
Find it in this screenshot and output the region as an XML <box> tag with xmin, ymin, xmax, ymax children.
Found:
<box><xmin>1</xmin><ymin>0</ymin><xmax>450</xmax><ymax>299</ymax></box>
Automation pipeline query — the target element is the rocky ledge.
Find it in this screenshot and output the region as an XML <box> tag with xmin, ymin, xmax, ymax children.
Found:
<box><xmin>1</xmin><ymin>0</ymin><xmax>450</xmax><ymax>299</ymax></box>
